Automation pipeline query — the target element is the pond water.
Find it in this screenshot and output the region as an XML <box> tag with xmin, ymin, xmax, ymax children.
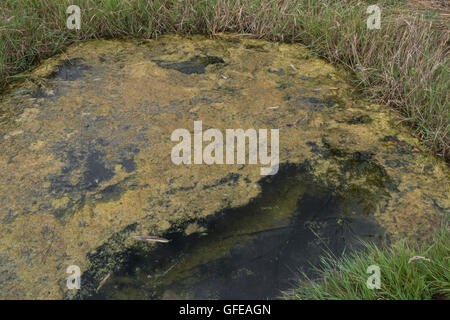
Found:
<box><xmin>90</xmin><ymin>163</ymin><xmax>384</xmax><ymax>299</ymax></box>
<box><xmin>0</xmin><ymin>35</ymin><xmax>447</xmax><ymax>299</ymax></box>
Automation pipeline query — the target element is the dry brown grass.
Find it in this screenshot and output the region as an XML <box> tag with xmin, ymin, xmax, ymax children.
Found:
<box><xmin>0</xmin><ymin>0</ymin><xmax>448</xmax><ymax>160</ymax></box>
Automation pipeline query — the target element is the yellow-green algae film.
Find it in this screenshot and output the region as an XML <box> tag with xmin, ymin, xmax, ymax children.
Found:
<box><xmin>0</xmin><ymin>34</ymin><xmax>448</xmax><ymax>299</ymax></box>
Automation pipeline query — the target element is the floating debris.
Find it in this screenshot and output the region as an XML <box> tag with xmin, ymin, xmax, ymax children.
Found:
<box><xmin>132</xmin><ymin>235</ymin><xmax>171</xmax><ymax>243</ymax></box>
<box><xmin>312</xmin><ymin>87</ymin><xmax>337</xmax><ymax>92</ymax></box>
<box><xmin>96</xmin><ymin>273</ymin><xmax>111</xmax><ymax>292</ymax></box>
<box><xmin>161</xmin><ymin>262</ymin><xmax>178</xmax><ymax>277</ymax></box>
<box><xmin>408</xmin><ymin>256</ymin><xmax>431</xmax><ymax>264</ymax></box>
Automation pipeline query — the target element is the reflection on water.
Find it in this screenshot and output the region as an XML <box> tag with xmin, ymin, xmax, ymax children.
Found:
<box><xmin>91</xmin><ymin>163</ymin><xmax>385</xmax><ymax>300</ymax></box>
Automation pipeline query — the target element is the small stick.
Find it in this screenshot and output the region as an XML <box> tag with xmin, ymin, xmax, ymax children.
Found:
<box><xmin>161</xmin><ymin>262</ymin><xmax>178</xmax><ymax>277</ymax></box>
<box><xmin>132</xmin><ymin>235</ymin><xmax>171</xmax><ymax>243</ymax></box>
<box><xmin>312</xmin><ymin>87</ymin><xmax>338</xmax><ymax>92</ymax></box>
<box><xmin>96</xmin><ymin>273</ymin><xmax>111</xmax><ymax>292</ymax></box>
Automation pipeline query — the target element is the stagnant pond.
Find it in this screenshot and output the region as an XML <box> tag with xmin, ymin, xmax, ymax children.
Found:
<box><xmin>88</xmin><ymin>163</ymin><xmax>384</xmax><ymax>299</ymax></box>
<box><xmin>0</xmin><ymin>35</ymin><xmax>447</xmax><ymax>299</ymax></box>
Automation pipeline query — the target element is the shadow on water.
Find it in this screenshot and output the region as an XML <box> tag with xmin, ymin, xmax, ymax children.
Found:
<box><xmin>90</xmin><ymin>162</ymin><xmax>385</xmax><ymax>300</ymax></box>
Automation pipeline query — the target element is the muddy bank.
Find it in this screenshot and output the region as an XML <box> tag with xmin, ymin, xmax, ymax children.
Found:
<box><xmin>0</xmin><ymin>34</ymin><xmax>448</xmax><ymax>299</ymax></box>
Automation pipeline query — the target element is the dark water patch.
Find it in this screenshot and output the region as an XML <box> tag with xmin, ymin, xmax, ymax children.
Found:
<box><xmin>99</xmin><ymin>184</ymin><xmax>123</xmax><ymax>202</ymax></box>
<box><xmin>304</xmin><ymin>97</ymin><xmax>322</xmax><ymax>104</ymax></box>
<box><xmin>51</xmin><ymin>147</ymin><xmax>113</xmax><ymax>192</ymax></box>
<box><xmin>166</xmin><ymin>182</ymin><xmax>198</xmax><ymax>195</ymax></box>
<box><xmin>276</xmin><ymin>80</ymin><xmax>294</xmax><ymax>90</ymax></box>
<box><xmin>121</xmin><ymin>158</ymin><xmax>136</xmax><ymax>173</ymax></box>
<box><xmin>80</xmin><ymin>162</ymin><xmax>386</xmax><ymax>300</ymax></box>
<box><xmin>323</xmin><ymin>95</ymin><xmax>346</xmax><ymax>108</ymax></box>
<box><xmin>30</xmin><ymin>87</ymin><xmax>47</xmax><ymax>99</ymax></box>
<box><xmin>306</xmin><ymin>141</ymin><xmax>320</xmax><ymax>153</ymax></box>
<box><xmin>41</xmin><ymin>105</ymin><xmax>142</xmax><ymax>221</ymax></box>
<box><xmin>46</xmin><ymin>146</ymin><xmax>114</xmax><ymax>221</ymax></box>
<box><xmin>203</xmin><ymin>173</ymin><xmax>241</xmax><ymax>190</ymax></box>
<box><xmin>347</xmin><ymin>114</ymin><xmax>373</xmax><ymax>125</ymax></box>
<box><xmin>288</xmin><ymin>95</ymin><xmax>346</xmax><ymax>111</ymax></box>
<box><xmin>118</xmin><ymin>146</ymin><xmax>139</xmax><ymax>173</ymax></box>
<box><xmin>189</xmin><ymin>96</ymin><xmax>214</xmax><ymax>106</ymax></box>
<box><xmin>47</xmin><ymin>142</ymin><xmax>116</xmax><ymax>220</ymax></box>
<box><xmin>97</xmin><ymin>176</ymin><xmax>139</xmax><ymax>203</ymax></box>
<box><xmin>267</xmin><ymin>68</ymin><xmax>284</xmax><ymax>75</ymax></box>
<box><xmin>382</xmin><ymin>135</ymin><xmax>400</xmax><ymax>143</ymax></box>
<box><xmin>320</xmin><ymin>136</ymin><xmax>347</xmax><ymax>158</ymax></box>
<box><xmin>49</xmin><ymin>58</ymin><xmax>90</xmax><ymax>81</ymax></box>
<box><xmin>84</xmin><ymin>150</ymin><xmax>115</xmax><ymax>191</ymax></box>
<box><xmin>382</xmin><ymin>135</ymin><xmax>417</xmax><ymax>156</ymax></box>
<box><xmin>292</xmin><ymin>97</ymin><xmax>327</xmax><ymax>111</ymax></box>
<box><xmin>153</xmin><ymin>55</ymin><xmax>225</xmax><ymax>74</ymax></box>
<box><xmin>384</xmin><ymin>159</ymin><xmax>404</xmax><ymax>169</ymax></box>
<box><xmin>244</xmin><ymin>44</ymin><xmax>268</xmax><ymax>52</ymax></box>
<box><xmin>49</xmin><ymin>140</ymin><xmax>140</xmax><ymax>197</ymax></box>
<box><xmin>0</xmin><ymin>253</ymin><xmax>18</xmax><ymax>296</ymax></box>
<box><xmin>351</xmin><ymin>151</ymin><xmax>374</xmax><ymax>161</ymax></box>
<box><xmin>29</xmin><ymin>86</ymin><xmax>58</xmax><ymax>99</ymax></box>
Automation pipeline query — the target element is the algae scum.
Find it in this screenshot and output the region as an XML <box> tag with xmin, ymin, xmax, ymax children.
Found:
<box><xmin>0</xmin><ymin>35</ymin><xmax>448</xmax><ymax>299</ymax></box>
<box><xmin>90</xmin><ymin>163</ymin><xmax>385</xmax><ymax>300</ymax></box>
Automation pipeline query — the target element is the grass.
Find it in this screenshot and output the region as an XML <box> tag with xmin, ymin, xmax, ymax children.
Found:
<box><xmin>282</xmin><ymin>221</ymin><xmax>450</xmax><ymax>300</ymax></box>
<box><xmin>0</xmin><ymin>0</ymin><xmax>448</xmax><ymax>160</ymax></box>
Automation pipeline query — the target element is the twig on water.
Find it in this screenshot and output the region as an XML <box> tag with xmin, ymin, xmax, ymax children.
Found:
<box><xmin>96</xmin><ymin>273</ymin><xmax>111</xmax><ymax>292</ymax></box>
<box><xmin>132</xmin><ymin>235</ymin><xmax>171</xmax><ymax>243</ymax></box>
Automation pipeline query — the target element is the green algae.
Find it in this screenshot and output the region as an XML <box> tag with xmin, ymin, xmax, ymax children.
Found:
<box><xmin>87</xmin><ymin>162</ymin><xmax>386</xmax><ymax>300</ymax></box>
<box><xmin>0</xmin><ymin>34</ymin><xmax>448</xmax><ymax>299</ymax></box>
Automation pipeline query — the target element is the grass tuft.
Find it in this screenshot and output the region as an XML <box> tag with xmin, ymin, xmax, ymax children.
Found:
<box><xmin>282</xmin><ymin>221</ymin><xmax>450</xmax><ymax>300</ymax></box>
